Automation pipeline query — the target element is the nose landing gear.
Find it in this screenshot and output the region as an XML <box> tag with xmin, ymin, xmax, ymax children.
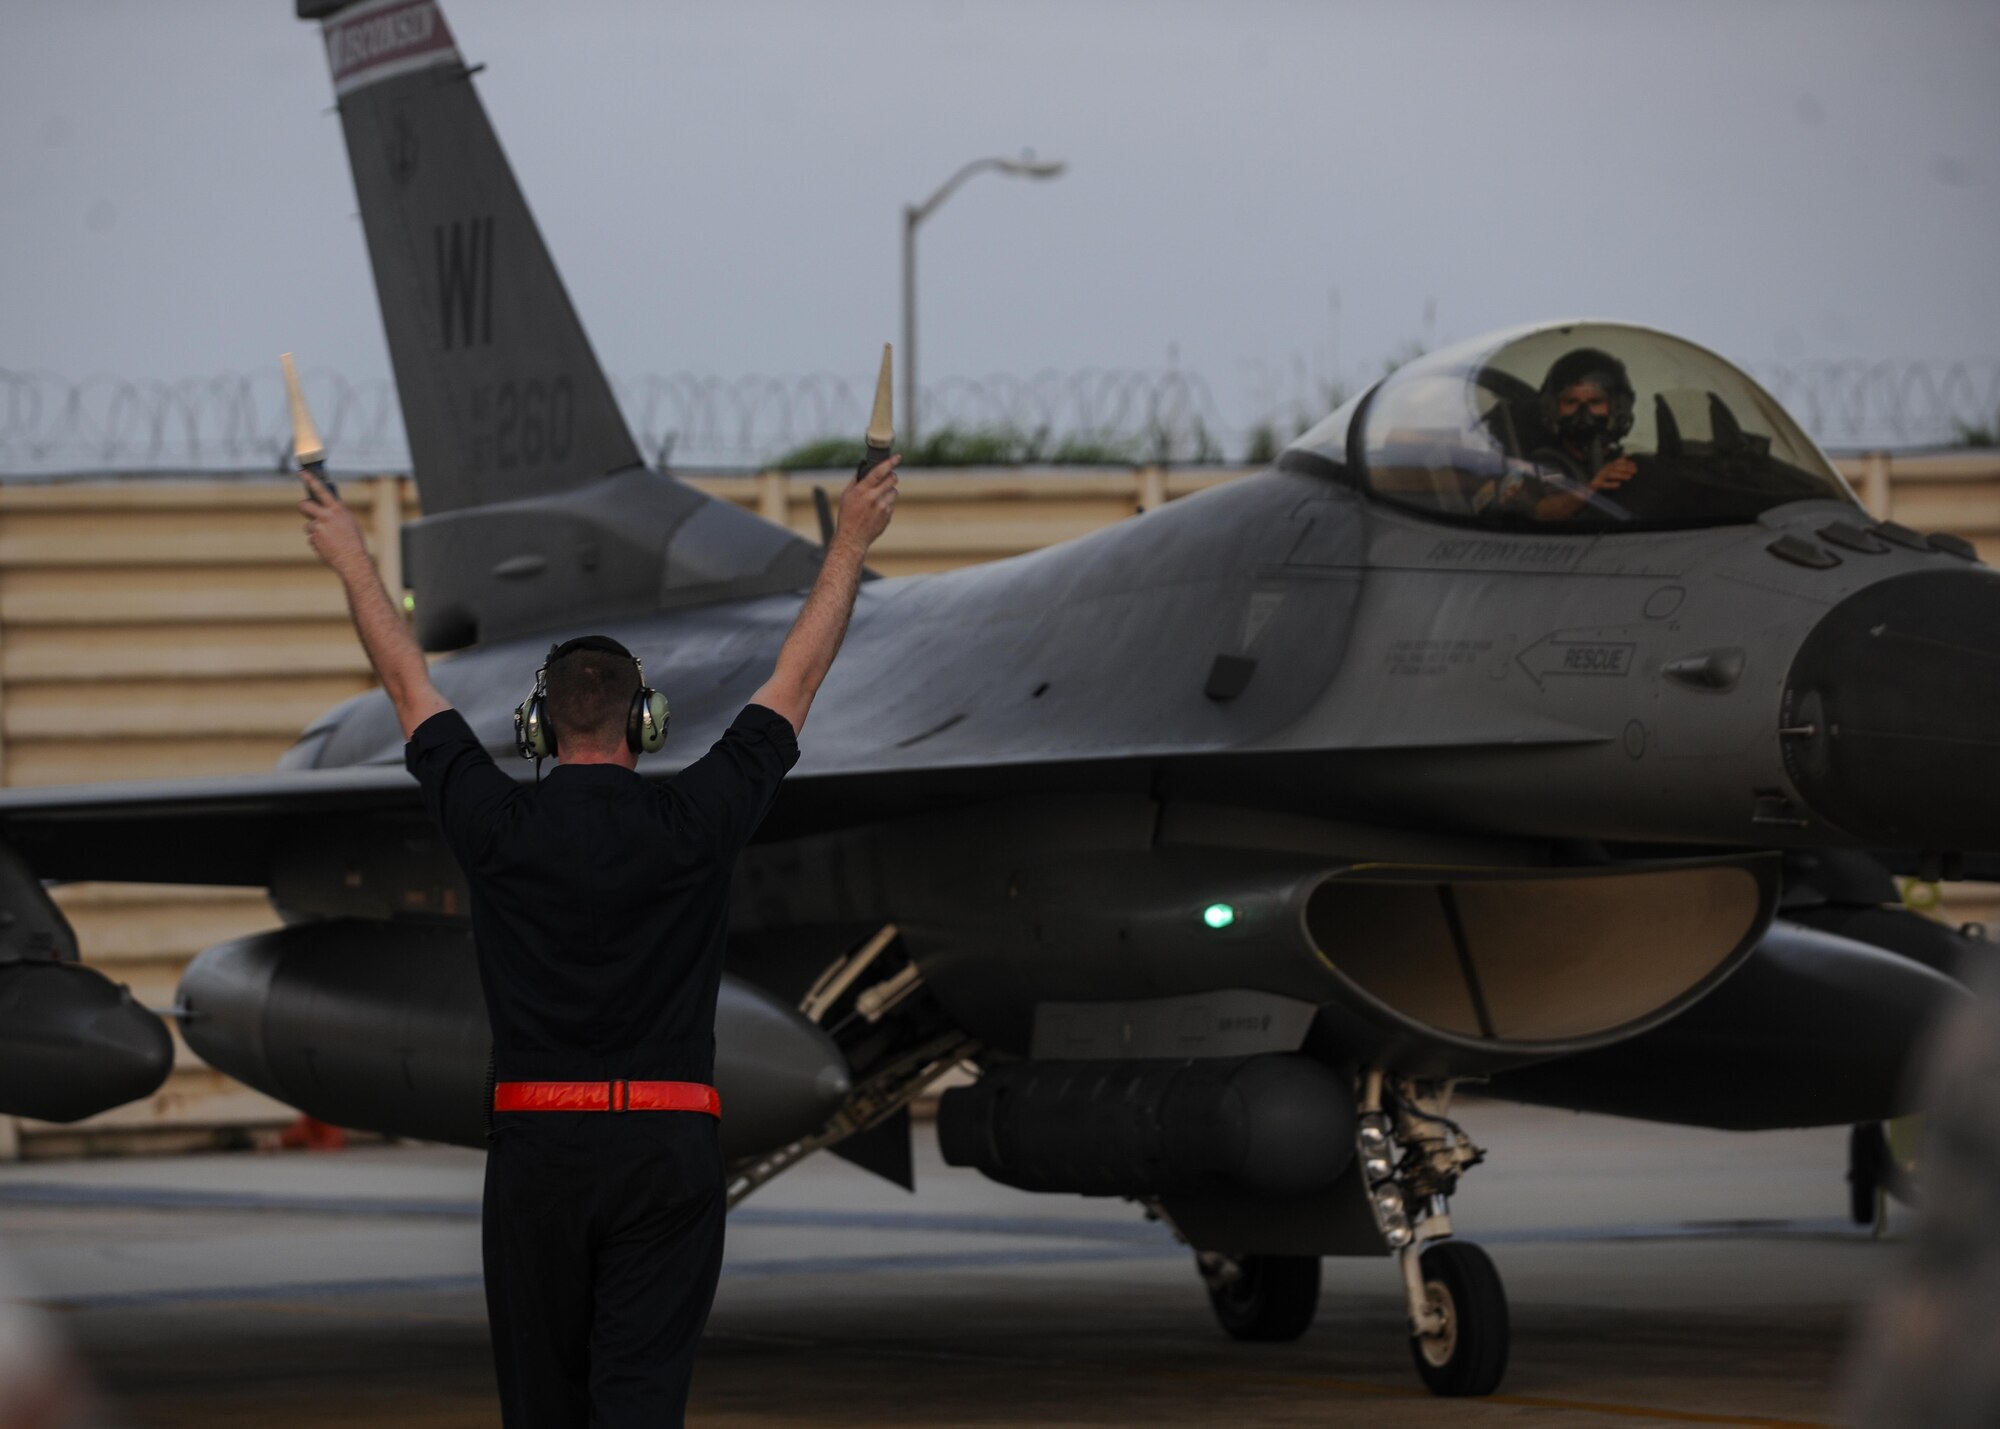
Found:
<box><xmin>1404</xmin><ymin>1239</ymin><xmax>1510</xmax><ymax>1395</ymax></box>
<box><xmin>1360</xmin><ymin>1070</ymin><xmax>1509</xmax><ymax>1397</ymax></box>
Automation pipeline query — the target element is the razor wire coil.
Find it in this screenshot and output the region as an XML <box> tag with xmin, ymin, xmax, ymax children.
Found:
<box><xmin>2</xmin><ymin>360</ymin><xmax>1994</xmax><ymax>474</ymax></box>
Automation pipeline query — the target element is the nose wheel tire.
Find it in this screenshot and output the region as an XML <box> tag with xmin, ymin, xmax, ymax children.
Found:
<box><xmin>1407</xmin><ymin>1241</ymin><xmax>1509</xmax><ymax>1397</ymax></box>
<box><xmin>1201</xmin><ymin>1253</ymin><xmax>1321</xmax><ymax>1342</ymax></box>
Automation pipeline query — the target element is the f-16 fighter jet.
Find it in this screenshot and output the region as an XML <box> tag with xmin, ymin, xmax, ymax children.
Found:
<box><xmin>0</xmin><ymin>0</ymin><xmax>1990</xmax><ymax>1398</ymax></box>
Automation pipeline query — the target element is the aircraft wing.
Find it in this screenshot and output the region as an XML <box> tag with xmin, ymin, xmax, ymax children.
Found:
<box><xmin>0</xmin><ymin>746</ymin><xmax>1141</xmax><ymax>887</ymax></box>
<box><xmin>0</xmin><ymin>765</ymin><xmax>424</xmax><ymax>886</ymax></box>
<box><xmin>0</xmin><ymin>717</ymin><xmax>1617</xmax><ymax>888</ymax></box>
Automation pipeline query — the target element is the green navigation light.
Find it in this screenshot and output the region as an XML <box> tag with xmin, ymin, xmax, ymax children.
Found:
<box><xmin>1202</xmin><ymin>903</ymin><xmax>1236</xmax><ymax>929</ymax></box>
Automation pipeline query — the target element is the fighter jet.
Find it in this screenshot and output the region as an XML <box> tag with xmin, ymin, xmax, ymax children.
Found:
<box><xmin>0</xmin><ymin>0</ymin><xmax>1991</xmax><ymax>1398</ymax></box>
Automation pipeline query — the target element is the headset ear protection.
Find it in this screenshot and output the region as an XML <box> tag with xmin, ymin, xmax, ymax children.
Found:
<box><xmin>628</xmin><ymin>683</ymin><xmax>669</xmax><ymax>756</ymax></box>
<box><xmin>513</xmin><ymin>636</ymin><xmax>670</xmax><ymax>761</ymax></box>
<box><xmin>513</xmin><ymin>657</ymin><xmax>557</xmax><ymax>762</ymax></box>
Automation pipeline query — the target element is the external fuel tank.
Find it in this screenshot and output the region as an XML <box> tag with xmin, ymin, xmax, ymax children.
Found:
<box><xmin>179</xmin><ymin>919</ymin><xmax>851</xmax><ymax>1158</ymax></box>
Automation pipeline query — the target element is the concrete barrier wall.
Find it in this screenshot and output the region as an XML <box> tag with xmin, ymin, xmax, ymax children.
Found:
<box><xmin>2</xmin><ymin>453</ymin><xmax>1993</xmax><ymax>1155</ymax></box>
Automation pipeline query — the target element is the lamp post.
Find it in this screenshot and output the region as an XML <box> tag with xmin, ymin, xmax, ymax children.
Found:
<box><xmin>902</xmin><ymin>151</ymin><xmax>1065</xmax><ymax>449</ymax></box>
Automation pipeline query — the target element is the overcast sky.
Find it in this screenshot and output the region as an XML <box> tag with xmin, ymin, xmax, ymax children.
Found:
<box><xmin>3</xmin><ymin>0</ymin><xmax>1997</xmax><ymax>449</ymax></box>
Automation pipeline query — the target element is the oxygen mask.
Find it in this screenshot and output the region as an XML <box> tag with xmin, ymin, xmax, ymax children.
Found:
<box><xmin>1554</xmin><ymin>406</ymin><xmax>1616</xmax><ymax>452</ymax></box>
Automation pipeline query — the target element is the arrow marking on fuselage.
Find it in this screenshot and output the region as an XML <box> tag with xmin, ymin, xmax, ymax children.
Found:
<box><xmin>1516</xmin><ymin>634</ymin><xmax>1638</xmax><ymax>690</ymax></box>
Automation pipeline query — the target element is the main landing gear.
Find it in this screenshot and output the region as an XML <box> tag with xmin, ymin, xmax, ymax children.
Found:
<box><xmin>1362</xmin><ymin>1070</ymin><xmax>1508</xmax><ymax>1397</ymax></box>
<box><xmin>1197</xmin><ymin>1251</ymin><xmax>1321</xmax><ymax>1342</ymax></box>
<box><xmin>1847</xmin><ymin>1119</ymin><xmax>1920</xmax><ymax>1233</ymax></box>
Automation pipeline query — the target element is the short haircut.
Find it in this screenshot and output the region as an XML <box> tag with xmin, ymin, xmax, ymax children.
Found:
<box><xmin>545</xmin><ymin>638</ymin><xmax>639</xmax><ymax>751</ymax></box>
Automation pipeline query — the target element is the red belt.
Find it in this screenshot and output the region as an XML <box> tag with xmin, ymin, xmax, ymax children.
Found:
<box><xmin>492</xmin><ymin>1080</ymin><xmax>721</xmax><ymax>1116</ymax></box>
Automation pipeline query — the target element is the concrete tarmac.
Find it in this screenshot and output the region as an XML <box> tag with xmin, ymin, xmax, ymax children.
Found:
<box><xmin>0</xmin><ymin>1099</ymin><xmax>1899</xmax><ymax>1427</ymax></box>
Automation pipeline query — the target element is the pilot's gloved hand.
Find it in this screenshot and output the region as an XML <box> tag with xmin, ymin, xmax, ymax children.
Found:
<box><xmin>1591</xmin><ymin>456</ymin><xmax>1637</xmax><ymax>492</ymax></box>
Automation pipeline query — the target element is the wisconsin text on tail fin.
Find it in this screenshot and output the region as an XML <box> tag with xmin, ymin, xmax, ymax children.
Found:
<box><xmin>300</xmin><ymin>0</ymin><xmax>821</xmax><ymax>649</ymax></box>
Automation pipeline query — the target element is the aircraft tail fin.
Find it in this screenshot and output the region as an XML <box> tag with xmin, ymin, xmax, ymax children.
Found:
<box><xmin>301</xmin><ymin>1</ymin><xmax>825</xmax><ymax>650</ymax></box>
<box><xmin>304</xmin><ymin>0</ymin><xmax>640</xmax><ymax>513</ymax></box>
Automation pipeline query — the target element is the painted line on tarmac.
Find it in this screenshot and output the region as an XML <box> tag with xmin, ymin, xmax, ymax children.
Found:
<box><xmin>12</xmin><ymin>1212</ymin><xmax>1870</xmax><ymax>1315</ymax></box>
<box><xmin>0</xmin><ymin>1182</ymin><xmax>485</xmax><ymax>1220</ymax></box>
<box><xmin>20</xmin><ymin>1243</ymin><xmax>1176</xmax><ymax>1313</ymax></box>
<box><xmin>727</xmin><ymin>1242</ymin><xmax>1174</xmax><ymax>1278</ymax></box>
<box><xmin>1161</xmin><ymin>1367</ymin><xmax>1834</xmax><ymax>1427</ymax></box>
<box><xmin>0</xmin><ymin>1183</ymin><xmax>1170</xmax><ymax>1243</ymax></box>
<box><xmin>0</xmin><ymin>1182</ymin><xmax>1868</xmax><ymax>1247</ymax></box>
<box><xmin>735</xmin><ymin>1205</ymin><xmax>1172</xmax><ymax>1244</ymax></box>
<box><xmin>1477</xmin><ymin>1216</ymin><xmax>1863</xmax><ymax>1245</ymax></box>
<box><xmin>28</xmin><ymin>1273</ymin><xmax>487</xmax><ymax>1312</ymax></box>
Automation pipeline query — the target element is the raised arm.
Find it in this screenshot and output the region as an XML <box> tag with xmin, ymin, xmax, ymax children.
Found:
<box><xmin>751</xmin><ymin>455</ymin><xmax>900</xmax><ymax>734</ymax></box>
<box><xmin>299</xmin><ymin>471</ymin><xmax>450</xmax><ymax>739</ymax></box>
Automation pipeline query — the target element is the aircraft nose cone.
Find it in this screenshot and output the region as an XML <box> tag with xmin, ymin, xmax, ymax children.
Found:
<box><xmin>1782</xmin><ymin>568</ymin><xmax>2000</xmax><ymax>849</ymax></box>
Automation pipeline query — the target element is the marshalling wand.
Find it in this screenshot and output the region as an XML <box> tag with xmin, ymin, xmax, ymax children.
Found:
<box><xmin>280</xmin><ymin>352</ymin><xmax>337</xmax><ymax>499</ymax></box>
<box><xmin>856</xmin><ymin>342</ymin><xmax>894</xmax><ymax>483</ymax></box>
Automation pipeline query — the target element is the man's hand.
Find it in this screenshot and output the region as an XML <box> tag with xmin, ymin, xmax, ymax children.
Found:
<box><xmin>298</xmin><ymin>471</ymin><xmax>371</xmax><ymax>575</ymax></box>
<box><xmin>297</xmin><ymin>469</ymin><xmax>449</xmax><ymax>738</ymax></box>
<box><xmin>1590</xmin><ymin>456</ymin><xmax>1637</xmax><ymax>492</ymax></box>
<box><xmin>750</xmin><ymin>453</ymin><xmax>900</xmax><ymax>734</ymax></box>
<box><xmin>1534</xmin><ymin>454</ymin><xmax>1635</xmax><ymax>522</ymax></box>
<box><xmin>837</xmin><ymin>455</ymin><xmax>900</xmax><ymax>551</ymax></box>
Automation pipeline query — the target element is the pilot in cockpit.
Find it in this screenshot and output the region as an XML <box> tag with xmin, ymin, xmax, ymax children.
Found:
<box><xmin>1484</xmin><ymin>349</ymin><xmax>1641</xmax><ymax>522</ymax></box>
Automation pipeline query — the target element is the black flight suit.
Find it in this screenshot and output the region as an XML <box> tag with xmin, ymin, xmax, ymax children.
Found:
<box><xmin>405</xmin><ymin>703</ymin><xmax>800</xmax><ymax>1428</ymax></box>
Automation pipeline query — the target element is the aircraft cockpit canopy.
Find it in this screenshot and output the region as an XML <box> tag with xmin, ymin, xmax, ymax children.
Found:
<box><xmin>1293</xmin><ymin>323</ymin><xmax>1858</xmax><ymax>531</ymax></box>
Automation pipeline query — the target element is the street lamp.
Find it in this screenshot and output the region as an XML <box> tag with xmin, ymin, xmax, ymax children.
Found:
<box><xmin>902</xmin><ymin>151</ymin><xmax>1066</xmax><ymax>449</ymax></box>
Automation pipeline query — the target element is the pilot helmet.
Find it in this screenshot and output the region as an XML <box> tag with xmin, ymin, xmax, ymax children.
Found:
<box><xmin>1539</xmin><ymin>347</ymin><xmax>1636</xmax><ymax>446</ymax></box>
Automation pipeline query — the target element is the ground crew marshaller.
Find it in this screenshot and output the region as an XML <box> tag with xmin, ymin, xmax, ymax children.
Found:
<box><xmin>299</xmin><ymin>455</ymin><xmax>901</xmax><ymax>1426</ymax></box>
